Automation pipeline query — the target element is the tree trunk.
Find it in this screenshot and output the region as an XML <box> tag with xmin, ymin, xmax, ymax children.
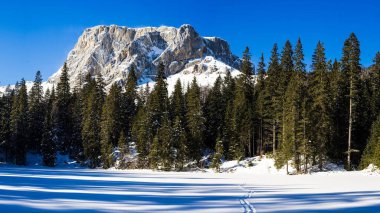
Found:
<box><xmin>347</xmin><ymin>78</ymin><xmax>353</xmax><ymax>171</ymax></box>
<box><xmin>273</xmin><ymin>124</ymin><xmax>276</xmax><ymax>155</ymax></box>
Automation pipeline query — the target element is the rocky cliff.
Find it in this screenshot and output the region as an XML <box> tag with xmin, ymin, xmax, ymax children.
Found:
<box><xmin>47</xmin><ymin>24</ymin><xmax>241</xmax><ymax>88</ymax></box>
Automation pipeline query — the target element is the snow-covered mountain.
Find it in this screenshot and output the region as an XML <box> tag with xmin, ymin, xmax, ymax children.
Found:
<box><xmin>48</xmin><ymin>24</ymin><xmax>241</xmax><ymax>89</ymax></box>
<box><xmin>1</xmin><ymin>24</ymin><xmax>242</xmax><ymax>94</ymax></box>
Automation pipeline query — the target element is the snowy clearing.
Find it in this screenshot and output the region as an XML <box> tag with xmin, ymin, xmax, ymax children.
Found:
<box><xmin>0</xmin><ymin>165</ymin><xmax>380</xmax><ymax>212</ymax></box>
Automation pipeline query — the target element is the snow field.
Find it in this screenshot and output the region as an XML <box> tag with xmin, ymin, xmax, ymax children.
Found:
<box><xmin>0</xmin><ymin>156</ymin><xmax>379</xmax><ymax>212</ymax></box>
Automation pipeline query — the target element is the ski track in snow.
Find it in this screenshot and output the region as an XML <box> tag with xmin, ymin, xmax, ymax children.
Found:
<box><xmin>239</xmin><ymin>183</ymin><xmax>256</xmax><ymax>213</ymax></box>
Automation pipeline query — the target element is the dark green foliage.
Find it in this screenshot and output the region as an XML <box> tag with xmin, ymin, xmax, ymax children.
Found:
<box><xmin>0</xmin><ymin>87</ymin><xmax>13</xmax><ymax>162</ymax></box>
<box><xmin>360</xmin><ymin>114</ymin><xmax>380</xmax><ymax>168</ymax></box>
<box><xmin>186</xmin><ymin>77</ymin><xmax>205</xmax><ymax>162</ymax></box>
<box><xmin>309</xmin><ymin>41</ymin><xmax>332</xmax><ymax>170</ymax></box>
<box><xmin>123</xmin><ymin>66</ymin><xmax>138</xmax><ymax>141</ymax></box>
<box><xmin>101</xmin><ymin>83</ymin><xmax>122</xmax><ymax>168</ymax></box>
<box><xmin>255</xmin><ymin>53</ymin><xmax>271</xmax><ymax>155</ymax></box>
<box><xmin>28</xmin><ymin>71</ymin><xmax>44</xmax><ymax>153</ymax></box>
<box><xmin>170</xmin><ymin>79</ymin><xmax>186</xmax><ymax>123</ymax></box>
<box><xmin>53</xmin><ymin>63</ymin><xmax>72</xmax><ymax>154</ymax></box>
<box><xmin>10</xmin><ymin>79</ymin><xmax>29</xmax><ymax>165</ymax></box>
<box><xmin>172</xmin><ymin>116</ymin><xmax>187</xmax><ymax>169</ymax></box>
<box><xmin>158</xmin><ymin>116</ymin><xmax>174</xmax><ymax>170</ymax></box>
<box><xmin>204</xmin><ymin>76</ymin><xmax>224</xmax><ymax>149</ymax></box>
<box><xmin>82</xmin><ymin>74</ymin><xmax>105</xmax><ymax>168</ymax></box>
<box><xmin>232</xmin><ymin>47</ymin><xmax>255</xmax><ymax>158</ymax></box>
<box><xmin>221</xmin><ymin>71</ymin><xmax>236</xmax><ymax>159</ymax></box>
<box><xmin>69</xmin><ymin>88</ymin><xmax>84</xmax><ymax>161</ymax></box>
<box><xmin>211</xmin><ymin>136</ymin><xmax>224</xmax><ymax>172</ymax></box>
<box><xmin>266</xmin><ymin>44</ymin><xmax>282</xmax><ymax>154</ymax></box>
<box><xmin>276</xmin><ymin>38</ymin><xmax>309</xmax><ymax>173</ymax></box>
<box><xmin>370</xmin><ymin>52</ymin><xmax>380</xmax><ymax>121</ymax></box>
<box><xmin>117</xmin><ymin>131</ymin><xmax>129</xmax><ymax>169</ymax></box>
<box><xmin>41</xmin><ymin>89</ymin><xmax>56</xmax><ymax>167</ymax></box>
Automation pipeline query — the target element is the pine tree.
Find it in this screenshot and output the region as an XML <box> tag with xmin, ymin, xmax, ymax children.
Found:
<box><xmin>233</xmin><ymin>47</ymin><xmax>255</xmax><ymax>158</ymax></box>
<box><xmin>341</xmin><ymin>33</ymin><xmax>365</xmax><ymax>169</ymax></box>
<box><xmin>328</xmin><ymin>59</ymin><xmax>346</xmax><ymax>161</ymax></box>
<box><xmin>170</xmin><ymin>79</ymin><xmax>186</xmax><ymax>123</ymax></box>
<box><xmin>148</xmin><ymin>135</ymin><xmax>160</xmax><ymax>169</ymax></box>
<box><xmin>266</xmin><ymin>44</ymin><xmax>282</xmax><ymax>155</ymax></box>
<box><xmin>41</xmin><ymin>89</ymin><xmax>56</xmax><ymax>167</ymax></box>
<box><xmin>133</xmin><ymin>104</ymin><xmax>151</xmax><ymax>168</ymax></box>
<box><xmin>277</xmin><ymin>38</ymin><xmax>308</xmax><ymax>173</ymax></box>
<box><xmin>53</xmin><ymin>63</ymin><xmax>72</xmax><ymax>154</ymax></box>
<box><xmin>158</xmin><ymin>115</ymin><xmax>173</xmax><ymax>171</ymax></box>
<box><xmin>211</xmin><ymin>136</ymin><xmax>224</xmax><ymax>172</ymax></box>
<box><xmin>369</xmin><ymin>52</ymin><xmax>380</xmax><ymax>126</ymax></box>
<box><xmin>309</xmin><ymin>41</ymin><xmax>331</xmax><ymax>170</ymax></box>
<box><xmin>360</xmin><ymin>114</ymin><xmax>380</xmax><ymax>168</ymax></box>
<box><xmin>148</xmin><ymin>62</ymin><xmax>169</xmax><ymax>134</ymax></box>
<box><xmin>10</xmin><ymin>79</ymin><xmax>29</xmax><ymax>165</ymax></box>
<box><xmin>255</xmin><ymin>53</ymin><xmax>271</xmax><ymax>155</ymax></box>
<box><xmin>69</xmin><ymin>87</ymin><xmax>84</xmax><ymax>161</ymax></box>
<box><xmin>172</xmin><ymin>116</ymin><xmax>187</xmax><ymax>169</ymax></box>
<box><xmin>186</xmin><ymin>77</ymin><xmax>205</xmax><ymax>162</ymax></box>
<box><xmin>123</xmin><ymin>66</ymin><xmax>138</xmax><ymax>141</ymax></box>
<box><xmin>222</xmin><ymin>72</ymin><xmax>237</xmax><ymax>159</ymax></box>
<box><xmin>280</xmin><ymin>40</ymin><xmax>294</xmax><ymax>80</ymax></box>
<box><xmin>101</xmin><ymin>83</ymin><xmax>122</xmax><ymax>168</ymax></box>
<box><xmin>117</xmin><ymin>131</ymin><xmax>129</xmax><ymax>169</ymax></box>
<box><xmin>82</xmin><ymin>74</ymin><xmax>105</xmax><ymax>168</ymax></box>
<box><xmin>28</xmin><ymin>71</ymin><xmax>44</xmax><ymax>153</ymax></box>
<box><xmin>204</xmin><ymin>75</ymin><xmax>224</xmax><ymax>149</ymax></box>
<box><xmin>0</xmin><ymin>87</ymin><xmax>13</xmax><ymax>162</ymax></box>
<box><xmin>293</xmin><ymin>38</ymin><xmax>309</xmax><ymax>173</ymax></box>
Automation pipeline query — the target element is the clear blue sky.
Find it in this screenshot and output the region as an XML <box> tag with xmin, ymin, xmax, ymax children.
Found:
<box><xmin>0</xmin><ymin>0</ymin><xmax>379</xmax><ymax>85</ymax></box>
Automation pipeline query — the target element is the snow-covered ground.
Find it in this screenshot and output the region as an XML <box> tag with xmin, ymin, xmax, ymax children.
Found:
<box><xmin>1</xmin><ymin>157</ymin><xmax>380</xmax><ymax>212</ymax></box>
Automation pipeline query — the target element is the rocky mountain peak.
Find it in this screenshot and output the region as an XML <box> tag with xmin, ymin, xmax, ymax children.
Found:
<box><xmin>47</xmin><ymin>24</ymin><xmax>241</xmax><ymax>89</ymax></box>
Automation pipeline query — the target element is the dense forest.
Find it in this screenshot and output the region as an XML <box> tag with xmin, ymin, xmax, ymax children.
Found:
<box><xmin>1</xmin><ymin>33</ymin><xmax>380</xmax><ymax>173</ymax></box>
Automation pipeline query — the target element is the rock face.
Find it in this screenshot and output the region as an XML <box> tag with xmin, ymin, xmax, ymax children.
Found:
<box><xmin>48</xmin><ymin>24</ymin><xmax>241</xmax><ymax>88</ymax></box>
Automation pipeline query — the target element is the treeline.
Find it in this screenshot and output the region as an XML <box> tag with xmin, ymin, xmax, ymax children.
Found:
<box><xmin>1</xmin><ymin>33</ymin><xmax>380</xmax><ymax>172</ymax></box>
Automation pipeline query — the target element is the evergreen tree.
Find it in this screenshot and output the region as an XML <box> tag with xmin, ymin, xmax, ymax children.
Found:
<box><xmin>82</xmin><ymin>74</ymin><xmax>105</xmax><ymax>168</ymax></box>
<box><xmin>28</xmin><ymin>71</ymin><xmax>44</xmax><ymax>152</ymax></box>
<box><xmin>133</xmin><ymin>104</ymin><xmax>151</xmax><ymax>168</ymax></box>
<box><xmin>266</xmin><ymin>44</ymin><xmax>282</xmax><ymax>155</ymax></box>
<box><xmin>293</xmin><ymin>38</ymin><xmax>309</xmax><ymax>173</ymax></box>
<box><xmin>117</xmin><ymin>131</ymin><xmax>129</xmax><ymax>169</ymax></box>
<box><xmin>211</xmin><ymin>136</ymin><xmax>224</xmax><ymax>172</ymax></box>
<box><xmin>172</xmin><ymin>116</ymin><xmax>187</xmax><ymax>169</ymax></box>
<box><xmin>370</xmin><ymin>52</ymin><xmax>380</xmax><ymax>127</ymax></box>
<box><xmin>186</xmin><ymin>77</ymin><xmax>205</xmax><ymax>162</ymax></box>
<box><xmin>0</xmin><ymin>87</ymin><xmax>13</xmax><ymax>162</ymax></box>
<box><xmin>233</xmin><ymin>47</ymin><xmax>255</xmax><ymax>158</ymax></box>
<box><xmin>277</xmin><ymin>38</ymin><xmax>308</xmax><ymax>173</ymax></box>
<box><xmin>158</xmin><ymin>115</ymin><xmax>173</xmax><ymax>170</ymax></box>
<box><xmin>41</xmin><ymin>89</ymin><xmax>56</xmax><ymax>167</ymax></box>
<box><xmin>10</xmin><ymin>79</ymin><xmax>29</xmax><ymax>165</ymax></box>
<box><xmin>360</xmin><ymin>114</ymin><xmax>380</xmax><ymax>168</ymax></box>
<box><xmin>53</xmin><ymin>63</ymin><xmax>72</xmax><ymax>154</ymax></box>
<box><xmin>341</xmin><ymin>33</ymin><xmax>366</xmax><ymax>169</ymax></box>
<box><xmin>148</xmin><ymin>135</ymin><xmax>160</xmax><ymax>169</ymax></box>
<box><xmin>101</xmin><ymin>83</ymin><xmax>122</xmax><ymax>168</ymax></box>
<box><xmin>204</xmin><ymin>76</ymin><xmax>224</xmax><ymax>149</ymax></box>
<box><xmin>123</xmin><ymin>66</ymin><xmax>138</xmax><ymax>141</ymax></box>
<box><xmin>309</xmin><ymin>41</ymin><xmax>331</xmax><ymax>170</ymax></box>
<box><xmin>148</xmin><ymin>63</ymin><xmax>169</xmax><ymax>134</ymax></box>
<box><xmin>170</xmin><ymin>79</ymin><xmax>186</xmax><ymax>122</ymax></box>
<box><xmin>222</xmin><ymin>72</ymin><xmax>237</xmax><ymax>159</ymax></box>
<box><xmin>69</xmin><ymin>87</ymin><xmax>84</xmax><ymax>161</ymax></box>
<box><xmin>280</xmin><ymin>40</ymin><xmax>294</xmax><ymax>80</ymax></box>
<box><xmin>255</xmin><ymin>53</ymin><xmax>271</xmax><ymax>155</ymax></box>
